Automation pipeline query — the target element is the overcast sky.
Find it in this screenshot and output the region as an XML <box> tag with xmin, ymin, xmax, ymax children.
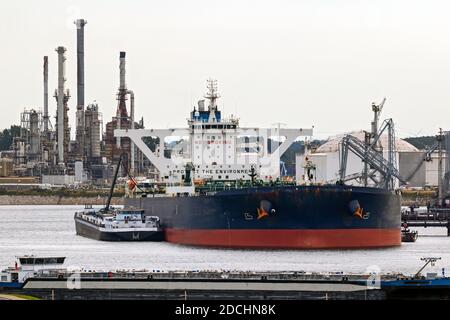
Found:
<box><xmin>1</xmin><ymin>0</ymin><xmax>449</xmax><ymax>139</ymax></box>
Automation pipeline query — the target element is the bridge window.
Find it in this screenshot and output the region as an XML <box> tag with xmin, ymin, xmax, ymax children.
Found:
<box><xmin>19</xmin><ymin>258</ymin><xmax>33</xmax><ymax>265</ymax></box>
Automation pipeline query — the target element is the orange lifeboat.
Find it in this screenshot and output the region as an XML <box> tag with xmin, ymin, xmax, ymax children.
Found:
<box><xmin>194</xmin><ymin>179</ymin><xmax>205</xmax><ymax>186</ymax></box>
<box><xmin>127</xmin><ymin>180</ymin><xmax>136</xmax><ymax>190</ymax></box>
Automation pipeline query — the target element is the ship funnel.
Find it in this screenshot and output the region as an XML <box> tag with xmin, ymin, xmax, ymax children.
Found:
<box><xmin>198</xmin><ymin>100</ymin><xmax>205</xmax><ymax>112</ymax></box>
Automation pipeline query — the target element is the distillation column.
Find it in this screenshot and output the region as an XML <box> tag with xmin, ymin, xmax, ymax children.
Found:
<box><xmin>54</xmin><ymin>46</ymin><xmax>70</xmax><ymax>165</ymax></box>
<box><xmin>43</xmin><ymin>56</ymin><xmax>49</xmax><ymax>135</ymax></box>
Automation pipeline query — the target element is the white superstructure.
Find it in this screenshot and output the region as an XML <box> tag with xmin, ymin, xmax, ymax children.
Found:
<box><xmin>0</xmin><ymin>256</ymin><xmax>66</xmax><ymax>284</ymax></box>
<box><xmin>115</xmin><ymin>80</ymin><xmax>313</xmax><ymax>183</ymax></box>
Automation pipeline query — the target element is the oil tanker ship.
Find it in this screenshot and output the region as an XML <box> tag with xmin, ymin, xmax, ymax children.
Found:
<box><xmin>118</xmin><ymin>80</ymin><xmax>401</xmax><ymax>249</ymax></box>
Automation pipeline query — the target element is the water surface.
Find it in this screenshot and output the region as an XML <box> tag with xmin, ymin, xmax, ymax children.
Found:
<box><xmin>0</xmin><ymin>205</ymin><xmax>448</xmax><ymax>275</ymax></box>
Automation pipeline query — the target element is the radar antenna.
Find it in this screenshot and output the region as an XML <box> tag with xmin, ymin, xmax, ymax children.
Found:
<box><xmin>204</xmin><ymin>79</ymin><xmax>220</xmax><ymax>111</ymax></box>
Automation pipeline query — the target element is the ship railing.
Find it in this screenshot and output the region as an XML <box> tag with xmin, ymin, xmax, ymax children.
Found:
<box><xmin>31</xmin><ymin>270</ymin><xmax>401</xmax><ymax>282</ymax></box>
<box><xmin>129</xmin><ymin>180</ymin><xmax>298</xmax><ymax>197</ymax></box>
<box><xmin>195</xmin><ymin>181</ymin><xmax>297</xmax><ymax>193</ymax></box>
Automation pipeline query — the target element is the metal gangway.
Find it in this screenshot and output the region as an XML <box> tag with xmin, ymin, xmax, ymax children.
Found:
<box><xmin>339</xmin><ymin>119</ymin><xmax>406</xmax><ymax>190</ymax></box>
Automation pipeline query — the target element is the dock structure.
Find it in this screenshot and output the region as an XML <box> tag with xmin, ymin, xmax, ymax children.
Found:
<box><xmin>402</xmin><ymin>207</ymin><xmax>450</xmax><ymax>236</ymax></box>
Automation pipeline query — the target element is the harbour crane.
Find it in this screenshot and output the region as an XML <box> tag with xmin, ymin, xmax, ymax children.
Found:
<box><xmin>414</xmin><ymin>257</ymin><xmax>441</xmax><ymax>279</ymax></box>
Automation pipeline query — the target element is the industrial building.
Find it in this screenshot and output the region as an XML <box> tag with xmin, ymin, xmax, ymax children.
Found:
<box><xmin>2</xmin><ymin>18</ymin><xmax>149</xmax><ymax>185</ymax></box>
<box><xmin>104</xmin><ymin>51</ymin><xmax>145</xmax><ymax>176</ymax></box>
<box><xmin>296</xmin><ymin>99</ymin><xmax>450</xmax><ymax>193</ymax></box>
<box><xmin>296</xmin><ymin>130</ymin><xmax>449</xmax><ymax>189</ymax></box>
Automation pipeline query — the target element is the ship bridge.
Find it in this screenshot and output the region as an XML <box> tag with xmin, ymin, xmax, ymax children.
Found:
<box><xmin>115</xmin><ymin>80</ymin><xmax>313</xmax><ymax>183</ymax></box>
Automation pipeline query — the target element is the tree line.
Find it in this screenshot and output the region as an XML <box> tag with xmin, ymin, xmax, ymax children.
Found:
<box><xmin>0</xmin><ymin>126</ymin><xmax>21</xmax><ymax>151</ymax></box>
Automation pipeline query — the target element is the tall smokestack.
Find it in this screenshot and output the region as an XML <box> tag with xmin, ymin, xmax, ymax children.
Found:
<box><xmin>119</xmin><ymin>51</ymin><xmax>126</xmax><ymax>91</ymax></box>
<box><xmin>55</xmin><ymin>46</ymin><xmax>70</xmax><ymax>165</ymax></box>
<box><xmin>75</xmin><ymin>19</ymin><xmax>87</xmax><ymax>108</ymax></box>
<box><xmin>43</xmin><ymin>56</ymin><xmax>49</xmax><ymax>133</ymax></box>
<box><xmin>75</xmin><ymin>19</ymin><xmax>87</xmax><ymax>160</ymax></box>
<box><xmin>116</xmin><ymin>52</ymin><xmax>128</xmax><ymax>149</ymax></box>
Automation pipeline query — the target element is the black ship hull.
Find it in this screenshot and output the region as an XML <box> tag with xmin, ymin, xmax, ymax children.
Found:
<box><xmin>74</xmin><ymin>217</ymin><xmax>164</xmax><ymax>242</ymax></box>
<box><xmin>125</xmin><ymin>185</ymin><xmax>401</xmax><ymax>249</ymax></box>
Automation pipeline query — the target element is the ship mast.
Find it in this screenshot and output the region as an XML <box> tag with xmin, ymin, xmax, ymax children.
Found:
<box><xmin>204</xmin><ymin>79</ymin><xmax>220</xmax><ymax>122</ymax></box>
<box><xmin>105</xmin><ymin>155</ymin><xmax>123</xmax><ymax>212</ymax></box>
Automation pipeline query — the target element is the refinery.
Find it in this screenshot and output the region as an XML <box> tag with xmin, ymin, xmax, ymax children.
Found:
<box><xmin>1</xmin><ymin>19</ymin><xmax>146</xmax><ymax>186</ymax></box>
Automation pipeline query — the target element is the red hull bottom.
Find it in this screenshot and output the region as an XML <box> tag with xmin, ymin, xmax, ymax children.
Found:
<box><xmin>165</xmin><ymin>228</ymin><xmax>401</xmax><ymax>249</ymax></box>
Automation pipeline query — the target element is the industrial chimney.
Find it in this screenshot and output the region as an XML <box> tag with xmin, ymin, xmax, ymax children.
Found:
<box><xmin>116</xmin><ymin>51</ymin><xmax>129</xmax><ymax>149</ymax></box>
<box><xmin>43</xmin><ymin>56</ymin><xmax>49</xmax><ymax>134</ymax></box>
<box><xmin>75</xmin><ymin>19</ymin><xmax>87</xmax><ymax>160</ymax></box>
<box><xmin>54</xmin><ymin>46</ymin><xmax>70</xmax><ymax>165</ymax></box>
<box><xmin>119</xmin><ymin>51</ymin><xmax>127</xmax><ymax>91</ymax></box>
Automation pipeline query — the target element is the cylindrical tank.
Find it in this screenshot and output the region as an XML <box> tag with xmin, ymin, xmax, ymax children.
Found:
<box><xmin>30</xmin><ymin>110</ymin><xmax>40</xmax><ymax>156</ymax></box>
<box><xmin>90</xmin><ymin>104</ymin><xmax>101</xmax><ymax>158</ymax></box>
<box><xmin>85</xmin><ymin>103</ymin><xmax>101</xmax><ymax>159</ymax></box>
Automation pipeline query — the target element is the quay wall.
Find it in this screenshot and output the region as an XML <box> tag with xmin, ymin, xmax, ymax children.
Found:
<box><xmin>0</xmin><ymin>195</ymin><xmax>123</xmax><ymax>206</ymax></box>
